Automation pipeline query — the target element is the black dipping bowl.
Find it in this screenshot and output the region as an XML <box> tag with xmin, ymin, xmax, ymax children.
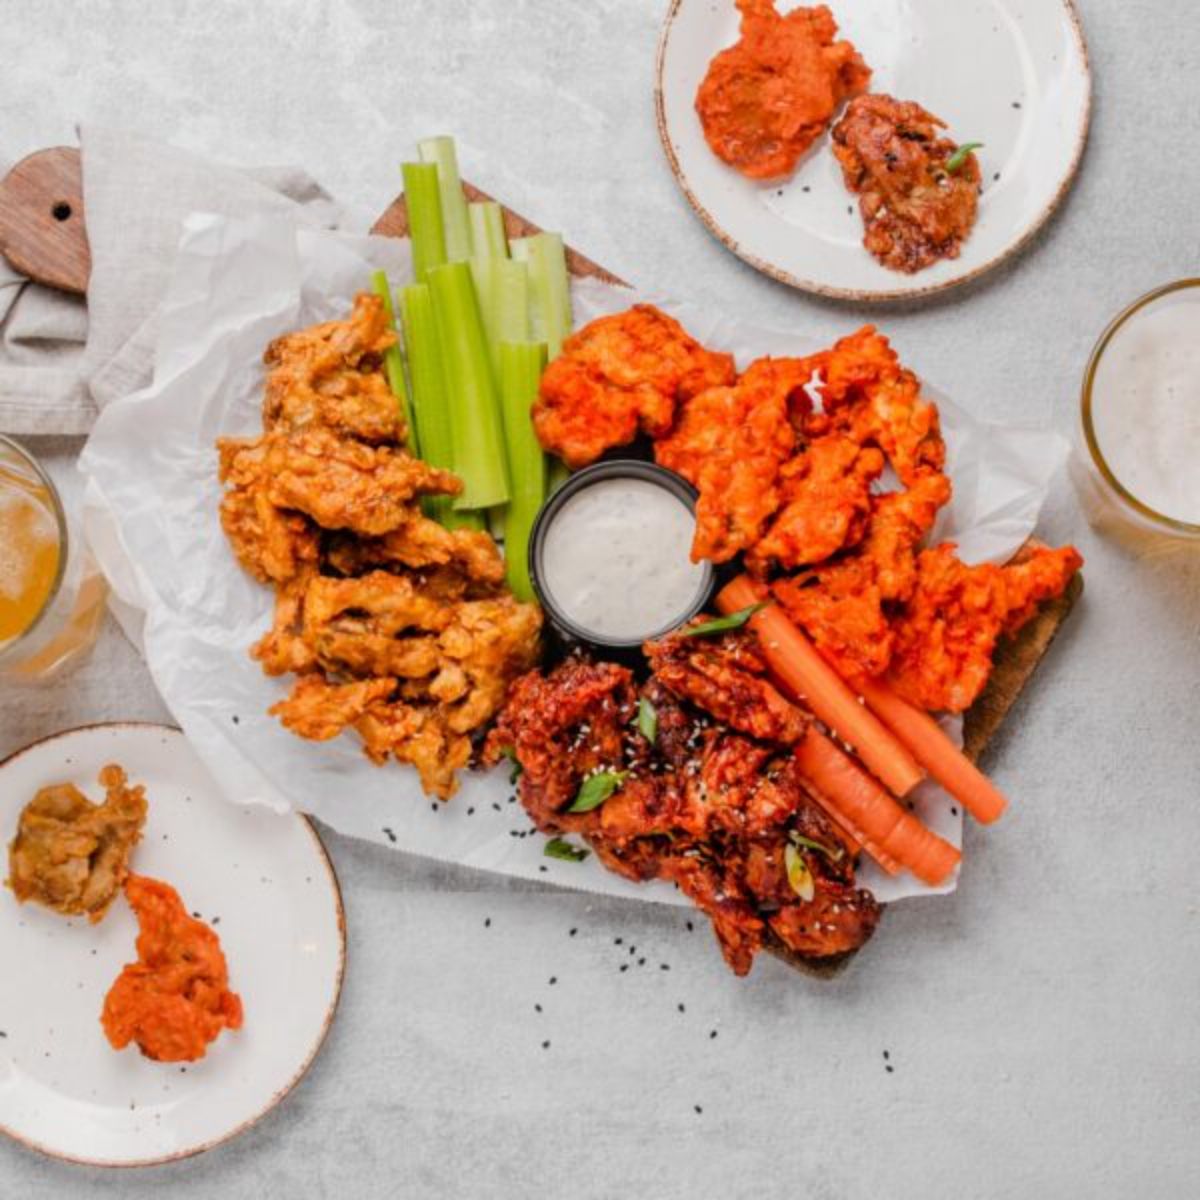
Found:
<box><xmin>528</xmin><ymin>460</ymin><xmax>716</xmax><ymax>655</ymax></box>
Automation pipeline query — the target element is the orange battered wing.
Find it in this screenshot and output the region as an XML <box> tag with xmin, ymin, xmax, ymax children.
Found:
<box><xmin>533</xmin><ymin>305</ymin><xmax>735</xmax><ymax>468</ymax></box>
<box><xmin>655</xmin><ymin>357</ymin><xmax>816</xmax><ymax>562</ymax></box>
<box><xmin>748</xmin><ymin>435</ymin><xmax>885</xmax><ymax>572</ymax></box>
<box><xmin>888</xmin><ymin>543</ymin><xmax>1083</xmax><ymax>713</ymax></box>
<box><xmin>696</xmin><ymin>1</ymin><xmax>871</xmax><ymax>181</ymax></box>
<box><xmin>101</xmin><ymin>875</ymin><xmax>242</xmax><ymax>1063</ymax></box>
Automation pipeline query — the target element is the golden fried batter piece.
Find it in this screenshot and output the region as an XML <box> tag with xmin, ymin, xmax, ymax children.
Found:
<box><xmin>264</xmin><ymin>292</ymin><xmax>402</xmax><ymax>442</ymax></box>
<box><xmin>8</xmin><ymin>765</ymin><xmax>148</xmax><ymax>922</ymax></box>
<box><xmin>324</xmin><ymin>516</ymin><xmax>505</xmax><ymax>586</ymax></box>
<box><xmin>263</xmin><ymin>428</ymin><xmax>461</xmax><ymax>536</ymax></box>
<box><xmin>269</xmin><ymin>587</ymin><xmax>541</xmax><ymax>798</ymax></box>
<box><xmin>252</xmin><ymin>565</ymin><xmax>319</xmax><ymax>677</ymax></box>
<box><xmin>271</xmin><ymin>674</ymin><xmax>399</xmax><ymax>741</ymax></box>
<box><xmin>533</xmin><ymin>305</ymin><xmax>736</xmax><ymax>468</ymax></box>
<box><xmin>218</xmin><ymin>436</ymin><xmax>319</xmax><ymax>584</ymax></box>
<box><xmin>302</xmin><ymin>572</ymin><xmax>451</xmax><ymax>678</ymax></box>
<box><xmin>888</xmin><ymin>543</ymin><xmax>1083</xmax><ymax>713</ymax></box>
<box><xmin>696</xmin><ymin>0</ymin><xmax>871</xmax><ymax>181</ymax></box>
<box><xmin>832</xmin><ymin>94</ymin><xmax>982</xmax><ymax>274</ymax></box>
<box><xmin>656</xmin><ymin>357</ymin><xmax>815</xmax><ymax>562</ymax></box>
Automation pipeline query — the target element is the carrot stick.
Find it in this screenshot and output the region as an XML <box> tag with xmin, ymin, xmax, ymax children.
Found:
<box><xmin>804</xmin><ymin>787</ymin><xmax>904</xmax><ymax>876</ymax></box>
<box><xmin>794</xmin><ymin>728</ymin><xmax>961</xmax><ymax>887</ymax></box>
<box><xmin>717</xmin><ymin>577</ymin><xmax>924</xmax><ymax>797</ymax></box>
<box><xmin>856</xmin><ymin>677</ymin><xmax>1009</xmax><ymax>825</ymax></box>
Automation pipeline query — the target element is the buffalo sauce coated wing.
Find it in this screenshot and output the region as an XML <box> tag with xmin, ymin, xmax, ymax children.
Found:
<box><xmin>101</xmin><ymin>875</ymin><xmax>242</xmax><ymax>1063</ymax></box>
<box><xmin>655</xmin><ymin>357</ymin><xmax>815</xmax><ymax>562</ymax></box>
<box><xmin>696</xmin><ymin>0</ymin><xmax>871</xmax><ymax>181</ymax></box>
<box><xmin>486</xmin><ymin>636</ymin><xmax>880</xmax><ymax>976</ymax></box>
<box><xmin>887</xmin><ymin>544</ymin><xmax>1083</xmax><ymax>713</ymax></box>
<box><xmin>533</xmin><ymin>305</ymin><xmax>735</xmax><ymax>468</ymax></box>
<box><xmin>832</xmin><ymin>94</ymin><xmax>982</xmax><ymax>274</ymax></box>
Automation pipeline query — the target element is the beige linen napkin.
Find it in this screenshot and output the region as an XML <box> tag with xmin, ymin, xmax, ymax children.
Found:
<box><xmin>0</xmin><ymin>126</ymin><xmax>349</xmax><ymax>435</ymax></box>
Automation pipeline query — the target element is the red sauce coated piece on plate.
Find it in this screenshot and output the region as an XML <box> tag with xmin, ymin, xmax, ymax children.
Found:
<box><xmin>696</xmin><ymin>1</ymin><xmax>871</xmax><ymax>181</ymax></box>
<box><xmin>101</xmin><ymin>874</ymin><xmax>243</xmax><ymax>1062</ymax></box>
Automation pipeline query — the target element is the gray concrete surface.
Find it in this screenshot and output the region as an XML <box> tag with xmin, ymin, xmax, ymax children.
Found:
<box><xmin>2</xmin><ymin>1</ymin><xmax>1199</xmax><ymax>1196</ymax></box>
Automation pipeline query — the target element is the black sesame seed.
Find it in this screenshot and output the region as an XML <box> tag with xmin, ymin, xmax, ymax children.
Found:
<box><xmin>686</xmin><ymin>921</ymin><xmax>694</xmax><ymax>932</ymax></box>
<box><xmin>694</xmin><ymin>1105</ymin><xmax>703</xmax><ymax>1114</ymax></box>
<box><xmin>538</xmin><ymin>865</ymin><xmax>547</xmax><ymax>873</ymax></box>
<box><xmin>620</xmin><ymin>964</ymin><xmax>629</xmax><ymax>972</ymax></box>
<box><xmin>569</xmin><ymin>928</ymin><xmax>577</xmax><ymax>937</ymax></box>
<box><xmin>484</xmin><ymin>918</ymin><xmax>491</xmax><ymax>928</ymax></box>
<box><xmin>1012</xmin><ymin>101</ymin><xmax>1021</xmax><ymax>109</ymax></box>
<box><xmin>614</xmin><ymin>937</ymin><xmax>623</xmax><ymax>945</ymax></box>
<box><xmin>542</xmin><ymin>1040</ymin><xmax>550</xmax><ymax>1049</ymax></box>
<box><xmin>549</xmin><ymin>976</ymin><xmax>557</xmax><ymax>985</ymax></box>
<box><xmin>886</xmin><ymin>1064</ymin><xmax>894</xmax><ymax>1073</ymax></box>
<box><xmin>883</xmin><ymin>1050</ymin><xmax>890</xmax><ymax>1060</ymax></box>
<box><xmin>535</xmin><ymin>1003</ymin><xmax>542</xmax><ymax>1013</ymax></box>
<box><xmin>660</xmin><ymin>963</ymin><xmax>670</xmax><ymax>971</ymax></box>
<box><xmin>231</xmin><ymin>715</ymin><xmax>240</xmax><ymax>725</ymax></box>
<box><xmin>467</xmin><ymin>807</ymin><xmax>475</xmax><ymax>816</ymax></box>
<box><xmin>709</xmin><ymin>1029</ymin><xmax>718</xmax><ymax>1039</ymax></box>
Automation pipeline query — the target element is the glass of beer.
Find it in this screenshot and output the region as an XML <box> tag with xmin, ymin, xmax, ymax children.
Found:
<box><xmin>0</xmin><ymin>435</ymin><xmax>107</xmax><ymax>681</ymax></box>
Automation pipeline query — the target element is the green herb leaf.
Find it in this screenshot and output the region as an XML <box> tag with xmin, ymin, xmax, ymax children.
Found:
<box><xmin>945</xmin><ymin>142</ymin><xmax>983</xmax><ymax>174</ymax></box>
<box><xmin>544</xmin><ymin>837</ymin><xmax>590</xmax><ymax>863</ymax></box>
<box><xmin>567</xmin><ymin>770</ymin><xmax>629</xmax><ymax>813</ymax></box>
<box><xmin>680</xmin><ymin>603</ymin><xmax>769</xmax><ymax>640</ymax></box>
<box><xmin>790</xmin><ymin>832</ymin><xmax>844</xmax><ymax>863</ymax></box>
<box><xmin>784</xmin><ymin>843</ymin><xmax>816</xmax><ymax>902</ymax></box>
<box><xmin>638</xmin><ymin>697</ymin><xmax>658</xmax><ymax>745</ymax></box>
<box><xmin>500</xmin><ymin>746</ymin><xmax>523</xmax><ymax>783</ymax></box>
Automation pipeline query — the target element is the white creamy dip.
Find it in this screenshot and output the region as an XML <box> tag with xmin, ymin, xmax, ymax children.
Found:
<box><xmin>540</xmin><ymin>477</ymin><xmax>709</xmax><ymax>641</ymax></box>
<box><xmin>1090</xmin><ymin>288</ymin><xmax>1200</xmax><ymax>524</ymax></box>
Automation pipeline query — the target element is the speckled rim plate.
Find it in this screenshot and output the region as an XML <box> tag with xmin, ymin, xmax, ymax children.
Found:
<box><xmin>0</xmin><ymin>723</ymin><xmax>346</xmax><ymax>1168</ymax></box>
<box><xmin>655</xmin><ymin>0</ymin><xmax>1092</xmax><ymax>302</ymax></box>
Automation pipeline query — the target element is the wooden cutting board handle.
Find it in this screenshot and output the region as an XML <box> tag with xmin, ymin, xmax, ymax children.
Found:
<box><xmin>0</xmin><ymin>146</ymin><xmax>90</xmax><ymax>294</ymax></box>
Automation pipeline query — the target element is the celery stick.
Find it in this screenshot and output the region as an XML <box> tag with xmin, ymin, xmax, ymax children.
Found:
<box><xmin>510</xmin><ymin>232</ymin><xmax>573</xmax><ymax>358</ymax></box>
<box><xmin>468</xmin><ymin>200</ymin><xmax>508</xmax><ymax>260</ymax></box>
<box><xmin>418</xmin><ymin>136</ymin><xmax>472</xmax><ymax>263</ymax></box>
<box><xmin>370</xmin><ymin>269</ymin><xmax>417</xmax><ymax>455</ymax></box>
<box><xmin>402</xmin><ymin>162</ymin><xmax>447</xmax><ymax>281</ymax></box>
<box><xmin>427</xmin><ymin>262</ymin><xmax>511</xmax><ymax>511</ymax></box>
<box><xmin>474</xmin><ymin>257</ymin><xmax>530</xmax><ymax>374</ymax></box>
<box><xmin>399</xmin><ymin>283</ymin><xmax>455</xmax><ymax>524</ymax></box>
<box><xmin>498</xmin><ymin>340</ymin><xmax>548</xmax><ymax>602</ymax></box>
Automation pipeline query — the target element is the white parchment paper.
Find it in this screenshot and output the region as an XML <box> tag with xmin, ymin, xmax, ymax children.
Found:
<box><xmin>79</xmin><ymin>214</ymin><xmax>1068</xmax><ymax>907</ymax></box>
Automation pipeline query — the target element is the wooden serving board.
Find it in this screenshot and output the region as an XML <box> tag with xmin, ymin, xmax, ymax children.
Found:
<box><xmin>1</xmin><ymin>146</ymin><xmax>1082</xmax><ymax>978</ymax></box>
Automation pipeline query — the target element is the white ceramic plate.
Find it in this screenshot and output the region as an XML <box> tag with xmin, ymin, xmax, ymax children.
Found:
<box><xmin>656</xmin><ymin>0</ymin><xmax>1092</xmax><ymax>301</ymax></box>
<box><xmin>0</xmin><ymin>724</ymin><xmax>345</xmax><ymax>1167</ymax></box>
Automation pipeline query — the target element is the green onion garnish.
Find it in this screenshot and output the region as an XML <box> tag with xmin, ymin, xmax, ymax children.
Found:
<box><xmin>680</xmin><ymin>603</ymin><xmax>769</xmax><ymax>639</ymax></box>
<box><xmin>544</xmin><ymin>837</ymin><xmax>589</xmax><ymax>863</ymax></box>
<box><xmin>945</xmin><ymin>142</ymin><xmax>983</xmax><ymax>174</ymax></box>
<box><xmin>567</xmin><ymin>770</ymin><xmax>629</xmax><ymax>813</ymax></box>
<box><xmin>638</xmin><ymin>697</ymin><xmax>658</xmax><ymax>745</ymax></box>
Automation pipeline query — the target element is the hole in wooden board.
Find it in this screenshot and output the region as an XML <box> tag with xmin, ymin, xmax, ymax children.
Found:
<box><xmin>51</xmin><ymin>202</ymin><xmax>72</xmax><ymax>222</ymax></box>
